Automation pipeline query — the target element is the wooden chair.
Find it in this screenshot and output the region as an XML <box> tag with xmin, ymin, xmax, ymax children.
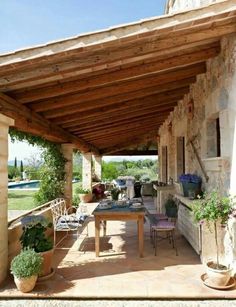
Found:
<box><xmin>50</xmin><ymin>198</ymin><xmax>89</xmax><ymax>247</ymax></box>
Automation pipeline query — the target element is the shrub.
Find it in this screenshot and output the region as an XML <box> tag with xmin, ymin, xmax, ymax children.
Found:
<box><xmin>20</xmin><ymin>215</ymin><xmax>53</xmax><ymax>252</ymax></box>
<box><xmin>11</xmin><ymin>248</ymin><xmax>43</xmax><ymax>278</ymax></box>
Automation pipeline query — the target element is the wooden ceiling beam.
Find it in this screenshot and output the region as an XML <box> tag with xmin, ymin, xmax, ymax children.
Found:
<box><xmin>67</xmin><ymin>102</ymin><xmax>177</xmax><ymax>132</ymax></box>
<box><xmin>46</xmin><ymin>77</ymin><xmax>196</xmax><ymax>120</ymax></box>
<box><xmin>0</xmin><ymin>92</ymin><xmax>99</xmax><ymax>154</ymax></box>
<box><xmin>100</xmin><ymin>131</ymin><xmax>158</xmax><ymax>155</ymax></box>
<box><xmin>90</xmin><ymin>127</ymin><xmax>160</xmax><ymax>149</ymax></box>
<box><xmin>106</xmin><ymin>150</ymin><xmax>157</xmax><ymax>156</ymax></box>
<box><xmin>60</xmin><ymin>89</ymin><xmax>187</xmax><ymax>128</ymax></box>
<box><xmin>12</xmin><ymin>45</ymin><xmax>219</xmax><ymax>103</ymax></box>
<box><xmin>31</xmin><ymin>63</ymin><xmax>205</xmax><ymax>113</ymax></box>
<box><xmin>71</xmin><ymin>109</ymin><xmax>171</xmax><ymax>134</ymax></box>
<box><xmin>0</xmin><ymin>13</ymin><xmax>235</xmax><ymax>90</ymax></box>
<box><xmin>77</xmin><ymin>113</ymin><xmax>167</xmax><ymax>139</ymax></box>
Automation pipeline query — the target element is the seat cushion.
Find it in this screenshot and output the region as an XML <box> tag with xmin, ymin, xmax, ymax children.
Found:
<box><xmin>152</xmin><ymin>220</ymin><xmax>175</xmax><ymax>230</ymax></box>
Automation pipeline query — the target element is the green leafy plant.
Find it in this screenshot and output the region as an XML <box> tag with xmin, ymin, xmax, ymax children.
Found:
<box><xmin>192</xmin><ymin>191</ymin><xmax>235</xmax><ymax>269</ymax></box>
<box><xmin>111</xmin><ymin>187</ymin><xmax>120</xmax><ymax>201</ymax></box>
<box><xmin>9</xmin><ymin>128</ymin><xmax>66</xmax><ymax>205</ymax></box>
<box><xmin>165</xmin><ymin>197</ymin><xmax>178</xmax><ymax>218</ymax></box>
<box><xmin>11</xmin><ymin>248</ymin><xmax>43</xmax><ymax>278</ymax></box>
<box><xmin>20</xmin><ymin>216</ymin><xmax>53</xmax><ymax>252</ymax></box>
<box><xmin>75</xmin><ymin>187</ymin><xmax>91</xmax><ymax>194</ymax></box>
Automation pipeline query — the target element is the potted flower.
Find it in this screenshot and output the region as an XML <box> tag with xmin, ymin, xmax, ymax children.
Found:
<box><xmin>192</xmin><ymin>191</ymin><xmax>234</xmax><ymax>286</ymax></box>
<box><xmin>75</xmin><ymin>186</ymin><xmax>93</xmax><ymax>203</ymax></box>
<box><xmin>10</xmin><ymin>248</ymin><xmax>43</xmax><ymax>292</ymax></box>
<box><xmin>179</xmin><ymin>173</ymin><xmax>202</xmax><ymax>198</ymax></box>
<box><xmin>20</xmin><ymin>215</ymin><xmax>54</xmax><ymax>277</ymax></box>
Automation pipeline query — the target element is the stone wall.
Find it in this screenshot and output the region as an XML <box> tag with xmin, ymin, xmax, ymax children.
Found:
<box><xmin>158</xmin><ymin>34</ymin><xmax>236</xmax><ymax>266</ymax></box>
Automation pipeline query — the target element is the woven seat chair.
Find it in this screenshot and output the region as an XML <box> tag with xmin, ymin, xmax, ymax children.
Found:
<box><xmin>50</xmin><ymin>198</ymin><xmax>88</xmax><ymax>247</ymax></box>
<box><xmin>151</xmin><ymin>220</ymin><xmax>178</xmax><ymax>256</ymax></box>
<box><xmin>145</xmin><ymin>210</ymin><xmax>168</xmax><ymax>240</ymax></box>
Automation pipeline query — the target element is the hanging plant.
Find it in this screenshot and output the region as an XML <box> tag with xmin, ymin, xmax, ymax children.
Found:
<box><xmin>9</xmin><ymin>128</ymin><xmax>66</xmax><ymax>205</ymax></box>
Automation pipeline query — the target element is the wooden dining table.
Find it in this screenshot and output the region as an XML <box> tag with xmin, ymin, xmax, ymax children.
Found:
<box><xmin>92</xmin><ymin>203</ymin><xmax>146</xmax><ymax>257</ymax></box>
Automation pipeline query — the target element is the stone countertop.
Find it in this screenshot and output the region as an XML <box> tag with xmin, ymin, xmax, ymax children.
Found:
<box><xmin>174</xmin><ymin>194</ymin><xmax>196</xmax><ymax>210</ymax></box>
<box><xmin>153</xmin><ymin>184</ymin><xmax>175</xmax><ymax>191</ymax></box>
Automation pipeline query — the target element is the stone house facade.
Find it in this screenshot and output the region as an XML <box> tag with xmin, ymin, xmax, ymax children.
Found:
<box><xmin>158</xmin><ymin>32</ymin><xmax>236</xmax><ymax>269</ymax></box>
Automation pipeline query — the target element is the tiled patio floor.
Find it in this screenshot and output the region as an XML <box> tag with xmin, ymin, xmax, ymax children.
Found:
<box><xmin>1</xmin><ymin>197</ymin><xmax>236</xmax><ymax>299</ymax></box>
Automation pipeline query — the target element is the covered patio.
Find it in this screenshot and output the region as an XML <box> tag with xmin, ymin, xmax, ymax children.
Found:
<box><xmin>3</xmin><ymin>197</ymin><xmax>236</xmax><ymax>299</ymax></box>
<box><xmin>1</xmin><ymin>0</ymin><xmax>236</xmax><ymax>301</ymax></box>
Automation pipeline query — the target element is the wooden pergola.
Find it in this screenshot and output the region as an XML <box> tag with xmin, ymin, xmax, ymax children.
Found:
<box><xmin>0</xmin><ymin>0</ymin><xmax>236</xmax><ymax>155</ymax></box>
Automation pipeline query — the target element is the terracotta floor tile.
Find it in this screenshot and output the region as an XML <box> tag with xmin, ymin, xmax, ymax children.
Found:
<box><xmin>2</xmin><ymin>198</ymin><xmax>236</xmax><ymax>299</ymax></box>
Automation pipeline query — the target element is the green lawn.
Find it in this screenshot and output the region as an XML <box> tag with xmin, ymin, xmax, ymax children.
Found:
<box><xmin>8</xmin><ymin>182</ymin><xmax>81</xmax><ymax>210</ymax></box>
<box><xmin>8</xmin><ymin>190</ymin><xmax>37</xmax><ymax>210</ymax></box>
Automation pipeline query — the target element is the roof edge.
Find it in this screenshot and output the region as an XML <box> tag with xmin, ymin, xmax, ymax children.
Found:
<box><xmin>0</xmin><ymin>0</ymin><xmax>234</xmax><ymax>66</ymax></box>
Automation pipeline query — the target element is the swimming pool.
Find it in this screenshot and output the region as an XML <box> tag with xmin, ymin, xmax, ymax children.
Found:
<box><xmin>8</xmin><ymin>180</ymin><xmax>40</xmax><ymax>189</ymax></box>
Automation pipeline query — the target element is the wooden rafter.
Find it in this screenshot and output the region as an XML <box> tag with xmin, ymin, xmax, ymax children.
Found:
<box><xmin>10</xmin><ymin>44</ymin><xmax>219</xmax><ymax>103</ymax></box>
<box><xmin>0</xmin><ymin>92</ymin><xmax>99</xmax><ymax>154</ymax></box>
<box><xmin>67</xmin><ymin>103</ymin><xmax>177</xmax><ymax>133</ymax></box>
<box><xmin>28</xmin><ymin>63</ymin><xmax>205</xmax><ymax>113</ymax></box>
<box><xmin>45</xmin><ymin>77</ymin><xmax>196</xmax><ymax>120</ymax></box>
<box><xmin>60</xmin><ymin>90</ymin><xmax>187</xmax><ymax>129</ymax></box>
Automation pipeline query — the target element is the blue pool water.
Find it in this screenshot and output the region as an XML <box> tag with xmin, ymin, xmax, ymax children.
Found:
<box><xmin>8</xmin><ymin>180</ymin><xmax>40</xmax><ymax>189</ymax></box>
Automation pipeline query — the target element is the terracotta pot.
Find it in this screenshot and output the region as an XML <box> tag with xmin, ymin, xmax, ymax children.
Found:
<box><xmin>14</xmin><ymin>275</ymin><xmax>37</xmax><ymax>293</ymax></box>
<box><xmin>206</xmin><ymin>261</ymin><xmax>232</xmax><ymax>286</ymax></box>
<box><xmin>79</xmin><ymin>193</ymin><xmax>93</xmax><ymax>203</ymax></box>
<box><xmin>39</xmin><ymin>249</ymin><xmax>54</xmax><ymax>277</ymax></box>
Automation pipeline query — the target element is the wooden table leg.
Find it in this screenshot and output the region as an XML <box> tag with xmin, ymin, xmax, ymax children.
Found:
<box><xmin>138</xmin><ymin>215</ymin><xmax>144</xmax><ymax>258</ymax></box>
<box><xmin>95</xmin><ymin>217</ymin><xmax>100</xmax><ymax>257</ymax></box>
<box><xmin>103</xmin><ymin>220</ymin><xmax>107</xmax><ymax>236</ymax></box>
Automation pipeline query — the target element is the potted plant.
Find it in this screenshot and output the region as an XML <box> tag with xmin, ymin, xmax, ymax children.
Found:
<box><xmin>111</xmin><ymin>187</ymin><xmax>120</xmax><ymax>201</ymax></box>
<box><xmin>20</xmin><ymin>215</ymin><xmax>54</xmax><ymax>277</ymax></box>
<box><xmin>75</xmin><ymin>186</ymin><xmax>93</xmax><ymax>203</ymax></box>
<box><xmin>165</xmin><ymin>196</ymin><xmax>178</xmax><ymax>218</ymax></box>
<box><xmin>192</xmin><ymin>191</ymin><xmax>234</xmax><ymax>286</ymax></box>
<box><xmin>10</xmin><ymin>248</ymin><xmax>43</xmax><ymax>293</ymax></box>
<box><xmin>179</xmin><ymin>173</ymin><xmax>202</xmax><ymax>198</ymax></box>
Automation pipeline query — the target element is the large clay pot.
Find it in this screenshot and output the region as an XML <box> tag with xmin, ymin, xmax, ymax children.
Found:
<box><xmin>79</xmin><ymin>193</ymin><xmax>93</xmax><ymax>203</ymax></box>
<box><xmin>14</xmin><ymin>275</ymin><xmax>37</xmax><ymax>293</ymax></box>
<box><xmin>206</xmin><ymin>261</ymin><xmax>232</xmax><ymax>286</ymax></box>
<box><xmin>39</xmin><ymin>249</ymin><xmax>54</xmax><ymax>277</ymax></box>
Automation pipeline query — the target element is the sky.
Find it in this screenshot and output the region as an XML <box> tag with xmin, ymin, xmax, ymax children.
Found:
<box><xmin>4</xmin><ymin>0</ymin><xmax>166</xmax><ymax>161</ymax></box>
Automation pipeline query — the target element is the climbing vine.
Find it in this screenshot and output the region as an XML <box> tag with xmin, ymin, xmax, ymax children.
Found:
<box><xmin>9</xmin><ymin>128</ymin><xmax>66</xmax><ymax>205</ymax></box>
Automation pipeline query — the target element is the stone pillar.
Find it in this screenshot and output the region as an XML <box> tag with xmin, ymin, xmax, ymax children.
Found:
<box><xmin>94</xmin><ymin>155</ymin><xmax>102</xmax><ymax>181</ymax></box>
<box><xmin>61</xmin><ymin>144</ymin><xmax>73</xmax><ymax>207</ymax></box>
<box><xmin>0</xmin><ymin>114</ymin><xmax>14</xmax><ymax>286</ymax></box>
<box><xmin>82</xmin><ymin>153</ymin><xmax>92</xmax><ymax>190</ymax></box>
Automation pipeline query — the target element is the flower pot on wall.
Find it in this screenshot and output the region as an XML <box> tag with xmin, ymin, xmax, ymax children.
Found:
<box><xmin>79</xmin><ymin>192</ymin><xmax>93</xmax><ymax>203</ymax></box>
<box><xmin>181</xmin><ymin>182</ymin><xmax>201</xmax><ymax>197</ymax></box>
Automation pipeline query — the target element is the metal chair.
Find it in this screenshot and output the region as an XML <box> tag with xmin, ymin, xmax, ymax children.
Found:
<box><xmin>50</xmin><ymin>198</ymin><xmax>88</xmax><ymax>247</ymax></box>
<box><xmin>151</xmin><ymin>220</ymin><xmax>178</xmax><ymax>256</ymax></box>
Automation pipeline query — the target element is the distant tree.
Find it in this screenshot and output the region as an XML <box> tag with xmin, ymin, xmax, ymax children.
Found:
<box><xmin>14</xmin><ymin>157</ymin><xmax>17</xmax><ymax>168</ymax></box>
<box><xmin>20</xmin><ymin>160</ymin><xmax>24</xmax><ymax>173</ymax></box>
<box><xmin>102</xmin><ymin>161</ymin><xmax>118</xmax><ymax>180</ymax></box>
<box><xmin>25</xmin><ymin>153</ymin><xmax>43</xmax><ymax>169</ymax></box>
